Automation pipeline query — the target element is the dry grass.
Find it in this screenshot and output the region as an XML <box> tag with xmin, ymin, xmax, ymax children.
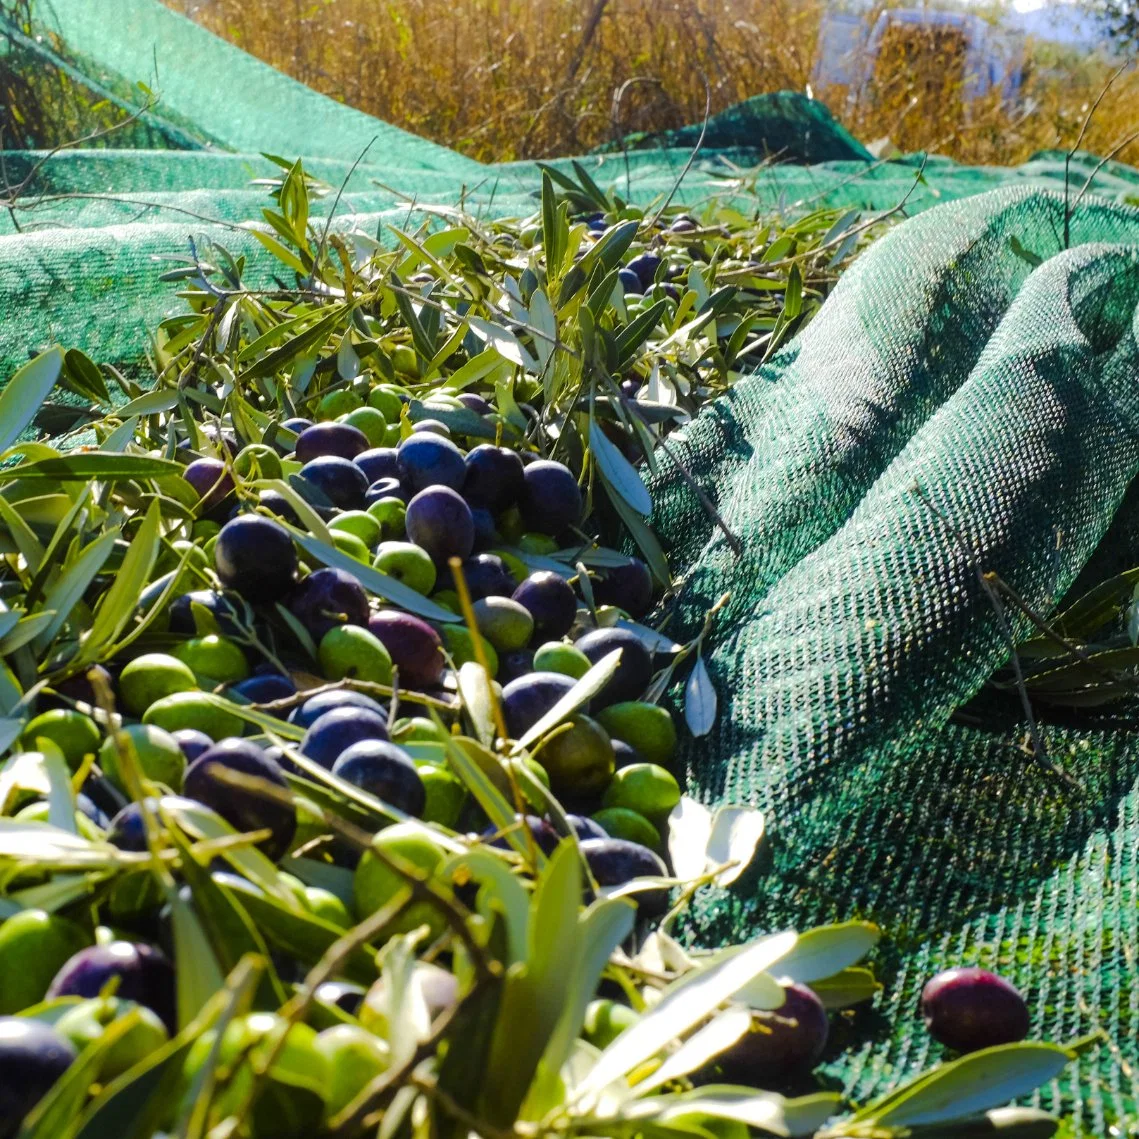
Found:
<box><xmin>168</xmin><ymin>0</ymin><xmax>1138</xmax><ymax>167</ymax></box>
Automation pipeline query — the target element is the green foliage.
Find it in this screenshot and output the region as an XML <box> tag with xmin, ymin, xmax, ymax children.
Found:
<box><xmin>0</xmin><ymin>161</ymin><xmax>1079</xmax><ymax>1137</ymax></box>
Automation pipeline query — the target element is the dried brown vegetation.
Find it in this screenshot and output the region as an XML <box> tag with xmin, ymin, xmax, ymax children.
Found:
<box><xmin>164</xmin><ymin>0</ymin><xmax>1138</xmax><ymax>167</ymax></box>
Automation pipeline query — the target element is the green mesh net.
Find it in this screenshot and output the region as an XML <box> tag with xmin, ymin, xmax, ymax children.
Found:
<box><xmin>591</xmin><ymin>91</ymin><xmax>873</xmax><ymax>164</ymax></box>
<box><xmin>651</xmin><ymin>189</ymin><xmax>1139</xmax><ymax>1130</ymax></box>
<box><xmin>5</xmin><ymin>0</ymin><xmax>1139</xmax><ymax>1130</ymax></box>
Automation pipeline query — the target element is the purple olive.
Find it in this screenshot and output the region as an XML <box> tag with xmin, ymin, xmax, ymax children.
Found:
<box><xmin>483</xmin><ymin>814</ymin><xmax>561</xmax><ymax>855</ymax></box>
<box><xmin>172</xmin><ymin>729</ymin><xmax>213</xmax><ymax>763</ymax></box>
<box><xmin>438</xmin><ymin>554</ymin><xmax>516</xmax><ymax>601</ymax></box>
<box><xmin>368</xmin><ymin>611</ymin><xmax>445</xmax><ymax>689</ymax></box>
<box><xmin>920</xmin><ymin>968</ymin><xmax>1029</xmax><ymax>1053</ymax></box>
<box><xmin>580</xmin><ymin>837</ymin><xmax>668</xmax><ymax>914</ymax></box>
<box><xmin>47</xmin><ymin>942</ymin><xmax>176</xmax><ymax>1033</ymax></box>
<box><xmin>406</xmin><ymin>487</ymin><xmax>474</xmax><ymax>565</ymax></box>
<box><xmin>355</xmin><ymin>447</ymin><xmax>401</xmax><ymax>485</ymax></box>
<box><xmin>627</xmin><ymin>252</ymin><xmax>662</xmax><ymax>291</ymax></box>
<box><xmin>396</xmin><ymin>433</ymin><xmax>466</xmax><ymax>493</ymax></box>
<box><xmin>462</xmin><ymin>445</ymin><xmax>525</xmax><ymax>512</ymax></box>
<box><xmin>331</xmin><ymin>740</ymin><xmax>425</xmax><ymax>816</ymax></box>
<box><xmin>301</xmin><ymin>707</ymin><xmax>390</xmax><ymax>770</ymax></box>
<box><xmin>229</xmin><ymin>672</ymin><xmax>296</xmax><ymax>706</ymax></box>
<box><xmin>574</xmin><ymin>628</ymin><xmax>652</xmax><ymax>706</ymax></box>
<box><xmin>501</xmin><ymin>671</ymin><xmax>577</xmax><ymax>737</ymax></box>
<box><xmin>519</xmin><ymin>461</ymin><xmax>582</xmax><ymax>535</ymax></box>
<box><xmin>618</xmin><ymin>268</ymin><xmax>643</xmax><ymax>295</ymax></box>
<box><xmin>214</xmin><ymin>516</ymin><xmax>298</xmax><ymax>602</ymax></box>
<box><xmin>299</xmin><ymin>456</ymin><xmax>369</xmax><ymax>511</ymax></box>
<box><xmin>512</xmin><ymin>572</ymin><xmax>577</xmax><ymax>641</ymax></box>
<box><xmin>107</xmin><ymin>794</ymin><xmax>201</xmax><ymax>852</ymax></box>
<box><xmin>497</xmin><ymin>649</ymin><xmax>535</xmax><ymax>685</ymax></box>
<box><xmin>201</xmin><ymin>424</ymin><xmax>241</xmax><ymax>458</ymax></box>
<box><xmin>167</xmin><ymin>590</ymin><xmax>251</xmax><ymax>638</ymax></box>
<box><xmin>295</xmin><ymin>422</ymin><xmax>369</xmax><ymax>463</ymax></box>
<box><xmin>457</xmin><ymin>393</ymin><xmax>492</xmax><ymax>415</ymax></box>
<box><xmin>289</xmin><ymin>689</ymin><xmax>387</xmax><ymax>730</ymax></box>
<box><xmin>258</xmin><ymin>490</ymin><xmax>300</xmax><ymax>526</ymax></box>
<box><xmin>0</xmin><ymin>1017</ymin><xmax>77</xmax><ymax>1132</ymax></box>
<box><xmin>611</xmin><ymin>739</ymin><xmax>643</xmax><ymax>768</ymax></box>
<box><xmin>468</xmin><ymin>507</ymin><xmax>497</xmax><ymax>552</ymax></box>
<box><xmin>565</xmin><ymin>813</ymin><xmax>607</xmax><ymax>841</ymax></box>
<box><xmin>364</xmin><ymin>477</ymin><xmax>410</xmax><ymax>507</ymax></box>
<box><xmin>592</xmin><ymin>558</ymin><xmax>653</xmax><ymax>617</ymax></box>
<box><xmin>183</xmin><ymin>739</ymin><xmax>296</xmax><ymax>862</ymax></box>
<box><xmin>183</xmin><ymin>458</ymin><xmax>234</xmax><ymax>512</ymax></box>
<box><xmin>287</xmin><ymin>567</ymin><xmax>370</xmax><ymax>641</ymax></box>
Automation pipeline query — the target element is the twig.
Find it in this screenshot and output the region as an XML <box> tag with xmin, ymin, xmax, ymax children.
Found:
<box><xmin>329</xmin><ymin>984</ymin><xmax>478</xmax><ymax>1134</ymax></box>
<box><xmin>1072</xmin><ymin>126</ymin><xmax>1139</xmax><ymax>212</ymax></box>
<box><xmin>984</xmin><ymin>571</ymin><xmax>1139</xmax><ymax>703</ymax></box>
<box><xmin>646</xmin><ymin>75</ymin><xmax>712</xmax><ymax>232</ymax></box>
<box><xmin>1064</xmin><ymin>61</ymin><xmax>1132</xmax><ymax>248</ymax></box>
<box><xmin>234</xmin><ymin>887</ymin><xmax>415</xmax><ymax>1131</ymax></box>
<box><xmin>310</xmin><ymin>137</ymin><xmax>377</xmax><ymax>287</ymax></box>
<box><xmin>635</xmin><ymin>407</ymin><xmax>742</xmax><ymax>557</ymax></box>
<box><xmin>204</xmin><ymin>766</ymin><xmax>496</xmax><ymax>980</ymax></box>
<box><xmin>911</xmin><ymin>485</ymin><xmax>1077</xmax><ymax>786</ymax></box>
<box><xmin>0</xmin><ymin>93</ymin><xmax>162</xmax><ymax>209</ymax></box>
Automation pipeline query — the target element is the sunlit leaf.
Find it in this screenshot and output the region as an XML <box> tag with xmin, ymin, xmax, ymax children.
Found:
<box><xmin>591</xmin><ymin>417</ymin><xmax>651</xmax><ymax>515</ymax></box>
<box><xmin>851</xmin><ymin>1042</ymin><xmax>1071</xmax><ymax>1128</ymax></box>
<box><xmin>0</xmin><ymin>349</ymin><xmax>64</xmax><ymax>452</ymax></box>
<box><xmin>578</xmin><ymin>931</ymin><xmax>798</xmax><ymax>1098</ymax></box>
<box><xmin>684</xmin><ymin>655</ymin><xmax>717</xmax><ymax>737</ymax></box>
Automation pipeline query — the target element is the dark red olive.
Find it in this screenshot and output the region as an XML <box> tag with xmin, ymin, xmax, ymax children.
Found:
<box><xmin>183</xmin><ymin>457</ymin><xmax>234</xmax><ymax>512</ymax></box>
<box><xmin>717</xmin><ymin>983</ymin><xmax>830</xmax><ymax>1080</ymax></box>
<box><xmin>921</xmin><ymin>968</ymin><xmax>1029</xmax><ymax>1053</ymax></box>
<box><xmin>368</xmin><ymin>611</ymin><xmax>445</xmax><ymax>689</ymax></box>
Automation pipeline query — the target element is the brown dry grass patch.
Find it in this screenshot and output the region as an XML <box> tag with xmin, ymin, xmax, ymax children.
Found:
<box><xmin>168</xmin><ymin>0</ymin><xmax>1138</xmax><ymax>167</ymax></box>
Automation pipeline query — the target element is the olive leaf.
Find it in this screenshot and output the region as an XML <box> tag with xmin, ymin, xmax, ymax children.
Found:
<box><xmin>653</xmin><ymin>1087</ymin><xmax>842</xmax><ymax>1138</ymax></box>
<box><xmin>684</xmin><ymin>654</ymin><xmax>717</xmax><ymax>737</ymax></box>
<box><xmin>77</xmin><ymin>500</ymin><xmax>161</xmax><ymax>664</ymax></box>
<box><xmin>847</xmin><ymin>1042</ymin><xmax>1072</xmax><ymax>1128</ymax></box>
<box><xmin>590</xmin><ymin>416</ymin><xmax>652</xmax><ymax>516</ymax></box>
<box><xmin>0</xmin><ymin>454</ymin><xmax>182</xmax><ymax>484</ymax></box>
<box><xmin>575</xmin><ymin>931</ymin><xmax>799</xmax><ymax>1100</ymax></box>
<box><xmin>0</xmin><ymin>348</ymin><xmax>64</xmax><ymax>452</ymax></box>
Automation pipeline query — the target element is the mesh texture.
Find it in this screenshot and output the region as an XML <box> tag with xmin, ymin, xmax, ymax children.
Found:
<box><xmin>3</xmin><ymin>1</ymin><xmax>1139</xmax><ymax>1130</ymax></box>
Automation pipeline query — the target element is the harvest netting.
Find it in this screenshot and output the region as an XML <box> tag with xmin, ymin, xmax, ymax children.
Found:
<box><xmin>4</xmin><ymin>0</ymin><xmax>1139</xmax><ymax>1130</ymax></box>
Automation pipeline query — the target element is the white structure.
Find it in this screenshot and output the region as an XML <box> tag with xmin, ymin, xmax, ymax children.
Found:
<box><xmin>812</xmin><ymin>7</ymin><xmax>1027</xmax><ymax>105</ymax></box>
